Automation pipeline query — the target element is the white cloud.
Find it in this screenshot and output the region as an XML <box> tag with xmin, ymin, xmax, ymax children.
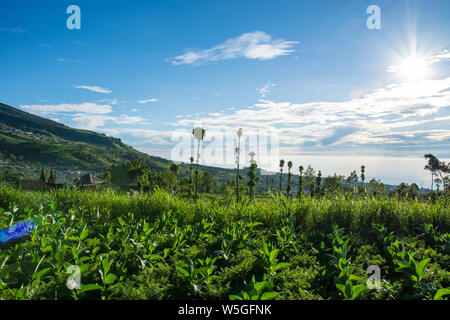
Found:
<box><xmin>171</xmin><ymin>78</ymin><xmax>450</xmax><ymax>157</ymax></box>
<box><xmin>137</xmin><ymin>99</ymin><xmax>158</xmax><ymax>104</ymax></box>
<box><xmin>71</xmin><ymin>114</ymin><xmax>147</xmax><ymax>131</ymax></box>
<box><xmin>259</xmin><ymin>82</ymin><xmax>276</xmax><ymax>98</ymax></box>
<box><xmin>131</xmin><ymin>109</ymin><xmax>139</xmax><ymax>112</ymax></box>
<box><xmin>429</xmin><ymin>50</ymin><xmax>450</xmax><ymax>63</ymax></box>
<box><xmin>171</xmin><ymin>31</ymin><xmax>298</xmax><ymax>65</ymax></box>
<box><xmin>74</xmin><ymin>85</ymin><xmax>112</xmax><ymax>94</ymax></box>
<box><xmin>20</xmin><ymin>103</ymin><xmax>113</xmax><ymax>115</ymax></box>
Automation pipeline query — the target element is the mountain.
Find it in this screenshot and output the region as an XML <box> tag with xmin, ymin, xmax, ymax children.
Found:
<box><xmin>0</xmin><ymin>103</ymin><xmax>170</xmax><ymax>173</ymax></box>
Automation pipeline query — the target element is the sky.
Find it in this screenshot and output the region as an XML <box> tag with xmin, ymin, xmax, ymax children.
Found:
<box><xmin>0</xmin><ymin>0</ymin><xmax>449</xmax><ymax>186</ymax></box>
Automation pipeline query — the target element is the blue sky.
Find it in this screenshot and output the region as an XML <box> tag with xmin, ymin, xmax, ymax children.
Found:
<box><xmin>1</xmin><ymin>0</ymin><xmax>449</xmax><ymax>185</ymax></box>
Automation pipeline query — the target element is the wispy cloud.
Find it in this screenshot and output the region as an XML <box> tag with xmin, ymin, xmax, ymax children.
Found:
<box><xmin>171</xmin><ymin>31</ymin><xmax>298</xmax><ymax>65</ymax></box>
<box><xmin>258</xmin><ymin>82</ymin><xmax>276</xmax><ymax>98</ymax></box>
<box><xmin>74</xmin><ymin>85</ymin><xmax>112</xmax><ymax>94</ymax></box>
<box><xmin>72</xmin><ymin>114</ymin><xmax>147</xmax><ymax>131</ymax></box>
<box><xmin>137</xmin><ymin>98</ymin><xmax>158</xmax><ymax>104</ymax></box>
<box><xmin>171</xmin><ymin>78</ymin><xmax>450</xmax><ymax>157</ymax></box>
<box><xmin>429</xmin><ymin>49</ymin><xmax>450</xmax><ymax>63</ymax></box>
<box><xmin>20</xmin><ymin>103</ymin><xmax>113</xmax><ymax>115</ymax></box>
<box><xmin>57</xmin><ymin>58</ymin><xmax>86</xmax><ymax>63</ymax></box>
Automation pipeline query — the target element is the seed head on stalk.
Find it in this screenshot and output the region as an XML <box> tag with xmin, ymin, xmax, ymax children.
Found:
<box><xmin>192</xmin><ymin>127</ymin><xmax>205</xmax><ymax>200</ymax></box>
<box><xmin>235</xmin><ymin>128</ymin><xmax>243</xmax><ymax>202</ymax></box>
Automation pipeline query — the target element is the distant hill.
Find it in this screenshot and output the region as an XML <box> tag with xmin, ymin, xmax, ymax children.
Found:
<box><xmin>0</xmin><ymin>103</ymin><xmax>170</xmax><ymax>172</ymax></box>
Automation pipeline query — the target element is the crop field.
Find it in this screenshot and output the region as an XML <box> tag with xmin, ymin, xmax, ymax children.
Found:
<box><xmin>0</xmin><ymin>184</ymin><xmax>448</xmax><ymax>300</ymax></box>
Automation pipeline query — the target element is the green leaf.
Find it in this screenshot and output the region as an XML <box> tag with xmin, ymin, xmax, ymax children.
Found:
<box><xmin>150</xmin><ymin>254</ymin><xmax>164</xmax><ymax>261</ymax></box>
<box><xmin>118</xmin><ymin>217</ymin><xmax>125</xmax><ymax>227</ymax></box>
<box><xmin>273</xmin><ymin>262</ymin><xmax>290</xmax><ymax>272</ymax></box>
<box><xmin>416</xmin><ymin>258</ymin><xmax>430</xmax><ymax>278</ymax></box>
<box><xmin>176</xmin><ymin>265</ymin><xmax>189</xmax><ymax>277</ymax></box>
<box><xmin>34</xmin><ymin>267</ymin><xmax>51</xmax><ymax>280</ymax></box>
<box><xmin>229</xmin><ymin>294</ymin><xmax>243</xmax><ymax>300</ymax></box>
<box><xmin>79</xmin><ymin>284</ymin><xmax>104</xmax><ymax>293</ymax></box>
<box><xmin>349</xmin><ymin>274</ymin><xmax>363</xmax><ymax>282</ymax></box>
<box><xmin>336</xmin><ymin>284</ymin><xmax>346</xmax><ymax>295</ymax></box>
<box><xmin>433</xmin><ymin>288</ymin><xmax>450</xmax><ymax>300</ymax></box>
<box><xmin>260</xmin><ymin>292</ymin><xmax>277</xmax><ymax>300</ymax></box>
<box><xmin>269</xmin><ymin>249</ymin><xmax>279</xmax><ymax>265</ymax></box>
<box><xmin>351</xmin><ymin>285</ymin><xmax>367</xmax><ymax>300</ymax></box>
<box><xmin>253</xmin><ymin>281</ymin><xmax>267</xmax><ymax>293</ymax></box>
<box><xmin>102</xmin><ymin>259</ymin><xmax>111</xmax><ymax>275</ymax></box>
<box><xmin>103</xmin><ymin>273</ymin><xmax>117</xmax><ymax>285</ymax></box>
<box><xmin>72</xmin><ymin>245</ymin><xmax>78</xmax><ymax>261</ymax></box>
<box><xmin>80</xmin><ymin>229</ymin><xmax>89</xmax><ymax>241</ymax></box>
<box><xmin>0</xmin><ymin>263</ymin><xmax>18</xmax><ymax>280</ymax></box>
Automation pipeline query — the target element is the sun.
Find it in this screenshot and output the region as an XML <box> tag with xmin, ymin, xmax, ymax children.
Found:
<box><xmin>398</xmin><ymin>56</ymin><xmax>430</xmax><ymax>81</ymax></box>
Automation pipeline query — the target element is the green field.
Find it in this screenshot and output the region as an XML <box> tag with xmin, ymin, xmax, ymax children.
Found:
<box><xmin>0</xmin><ymin>184</ymin><xmax>449</xmax><ymax>300</ymax></box>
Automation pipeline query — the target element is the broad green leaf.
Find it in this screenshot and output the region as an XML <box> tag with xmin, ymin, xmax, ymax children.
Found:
<box><xmin>416</xmin><ymin>258</ymin><xmax>430</xmax><ymax>278</ymax></box>
<box><xmin>80</xmin><ymin>229</ymin><xmax>89</xmax><ymax>241</ymax></box>
<box><xmin>102</xmin><ymin>259</ymin><xmax>111</xmax><ymax>275</ymax></box>
<box><xmin>104</xmin><ymin>273</ymin><xmax>117</xmax><ymax>285</ymax></box>
<box><xmin>269</xmin><ymin>249</ymin><xmax>279</xmax><ymax>265</ymax></box>
<box><xmin>351</xmin><ymin>285</ymin><xmax>367</xmax><ymax>300</ymax></box>
<box><xmin>34</xmin><ymin>267</ymin><xmax>51</xmax><ymax>280</ymax></box>
<box><xmin>273</xmin><ymin>262</ymin><xmax>290</xmax><ymax>272</ymax></box>
<box><xmin>433</xmin><ymin>288</ymin><xmax>450</xmax><ymax>300</ymax></box>
<box><xmin>260</xmin><ymin>292</ymin><xmax>277</xmax><ymax>300</ymax></box>
<box><xmin>79</xmin><ymin>284</ymin><xmax>103</xmax><ymax>293</ymax></box>
<box><xmin>176</xmin><ymin>265</ymin><xmax>189</xmax><ymax>277</ymax></box>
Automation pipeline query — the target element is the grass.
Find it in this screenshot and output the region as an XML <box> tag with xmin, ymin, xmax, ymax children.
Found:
<box><xmin>0</xmin><ymin>183</ymin><xmax>448</xmax><ymax>300</ymax></box>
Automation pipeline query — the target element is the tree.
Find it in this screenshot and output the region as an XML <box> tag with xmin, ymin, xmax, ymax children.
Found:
<box><xmin>368</xmin><ymin>178</ymin><xmax>386</xmax><ymax>196</ymax></box>
<box><xmin>279</xmin><ymin>159</ymin><xmax>285</xmax><ymax>194</ymax></box>
<box><xmin>200</xmin><ymin>171</ymin><xmax>214</xmax><ymax>193</ymax></box>
<box><xmin>303</xmin><ymin>165</ymin><xmax>316</xmax><ymax>195</ymax></box>
<box><xmin>424</xmin><ymin>154</ymin><xmax>449</xmax><ymax>192</ymax></box>
<box><xmin>298</xmin><ymin>165</ymin><xmax>304</xmax><ymax>198</ymax></box>
<box><xmin>247</xmin><ymin>163</ymin><xmax>258</xmax><ymax>201</ymax></box>
<box><xmin>107</xmin><ymin>158</ymin><xmax>150</xmax><ymax>191</ymax></box>
<box><xmin>286</xmin><ymin>161</ymin><xmax>293</xmax><ymax>197</ymax></box>
<box><xmin>346</xmin><ymin>170</ymin><xmax>358</xmax><ymax>184</ymax></box>
<box><xmin>315</xmin><ymin>170</ymin><xmax>322</xmax><ymax>194</ymax></box>
<box><xmin>169</xmin><ymin>163</ymin><xmax>180</xmax><ymax>191</ymax></box>
<box><xmin>170</xmin><ymin>163</ymin><xmax>179</xmax><ymax>176</ymax></box>
<box><xmin>323</xmin><ymin>174</ymin><xmax>344</xmax><ymax>193</ymax></box>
